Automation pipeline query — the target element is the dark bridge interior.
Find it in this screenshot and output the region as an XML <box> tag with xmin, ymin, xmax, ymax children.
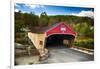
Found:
<box><xmin>45</xmin><ymin>34</ymin><xmax>75</xmax><ymax>48</ymax></box>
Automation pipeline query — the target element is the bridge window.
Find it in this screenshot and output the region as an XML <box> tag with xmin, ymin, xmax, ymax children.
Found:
<box><xmin>39</xmin><ymin>41</ymin><xmax>43</xmax><ymax>45</ymax></box>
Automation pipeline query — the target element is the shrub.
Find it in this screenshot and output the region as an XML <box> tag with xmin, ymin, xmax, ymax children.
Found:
<box><xmin>74</xmin><ymin>39</ymin><xmax>94</xmax><ymax>49</ymax></box>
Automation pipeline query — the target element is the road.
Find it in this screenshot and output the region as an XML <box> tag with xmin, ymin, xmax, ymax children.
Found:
<box><xmin>15</xmin><ymin>43</ymin><xmax>94</xmax><ymax>65</ymax></box>
<box><xmin>41</xmin><ymin>45</ymin><xmax>94</xmax><ymax>64</ymax></box>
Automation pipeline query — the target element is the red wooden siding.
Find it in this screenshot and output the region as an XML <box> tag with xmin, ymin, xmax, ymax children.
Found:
<box><xmin>46</xmin><ymin>22</ymin><xmax>76</xmax><ymax>37</ymax></box>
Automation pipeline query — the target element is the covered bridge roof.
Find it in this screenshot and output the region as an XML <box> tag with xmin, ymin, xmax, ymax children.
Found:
<box><xmin>29</xmin><ymin>22</ymin><xmax>77</xmax><ymax>37</ymax></box>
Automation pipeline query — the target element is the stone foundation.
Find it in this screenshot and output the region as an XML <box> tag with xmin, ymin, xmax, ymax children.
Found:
<box><xmin>38</xmin><ymin>48</ymin><xmax>49</xmax><ymax>61</ymax></box>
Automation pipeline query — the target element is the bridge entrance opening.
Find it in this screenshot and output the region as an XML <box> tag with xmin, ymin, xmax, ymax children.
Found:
<box><xmin>45</xmin><ymin>34</ymin><xmax>75</xmax><ymax>48</ymax></box>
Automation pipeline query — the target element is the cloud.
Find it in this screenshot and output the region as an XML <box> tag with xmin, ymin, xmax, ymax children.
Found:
<box><xmin>24</xmin><ymin>4</ymin><xmax>45</xmax><ymax>9</ymax></box>
<box><xmin>14</xmin><ymin>8</ymin><xmax>28</xmax><ymax>13</ymax></box>
<box><xmin>71</xmin><ymin>10</ymin><xmax>94</xmax><ymax>18</ymax></box>
<box><xmin>15</xmin><ymin>9</ymin><xmax>19</xmax><ymax>12</ymax></box>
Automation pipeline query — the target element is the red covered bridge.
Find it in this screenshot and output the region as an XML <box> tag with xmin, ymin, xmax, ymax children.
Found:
<box><xmin>28</xmin><ymin>22</ymin><xmax>77</xmax><ymax>59</ymax></box>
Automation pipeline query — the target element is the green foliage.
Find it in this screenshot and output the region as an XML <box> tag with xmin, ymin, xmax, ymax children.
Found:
<box><xmin>23</xmin><ymin>12</ymin><xmax>39</xmax><ymax>27</ymax></box>
<box><xmin>15</xmin><ymin>20</ymin><xmax>25</xmax><ymax>32</ymax></box>
<box><xmin>39</xmin><ymin>12</ymin><xmax>49</xmax><ymax>26</ymax></box>
<box><xmin>73</xmin><ymin>22</ymin><xmax>94</xmax><ymax>38</ymax></box>
<box><xmin>15</xmin><ymin>11</ymin><xmax>39</xmax><ymax>32</ymax></box>
<box><xmin>15</xmin><ymin>32</ymin><xmax>30</xmax><ymax>45</ymax></box>
<box><xmin>74</xmin><ymin>39</ymin><xmax>94</xmax><ymax>49</ymax></box>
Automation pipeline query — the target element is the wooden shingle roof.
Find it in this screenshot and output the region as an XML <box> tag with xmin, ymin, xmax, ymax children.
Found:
<box><xmin>29</xmin><ymin>23</ymin><xmax>60</xmax><ymax>33</ymax></box>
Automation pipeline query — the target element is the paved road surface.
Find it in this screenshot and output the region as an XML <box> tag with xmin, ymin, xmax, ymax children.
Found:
<box><xmin>41</xmin><ymin>45</ymin><xmax>94</xmax><ymax>64</ymax></box>
<box><xmin>15</xmin><ymin>43</ymin><xmax>94</xmax><ymax>65</ymax></box>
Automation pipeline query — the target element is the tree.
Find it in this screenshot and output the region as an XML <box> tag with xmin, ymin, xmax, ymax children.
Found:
<box><xmin>39</xmin><ymin>12</ymin><xmax>49</xmax><ymax>27</ymax></box>
<box><xmin>23</xmin><ymin>12</ymin><xmax>39</xmax><ymax>27</ymax></box>
<box><xmin>15</xmin><ymin>10</ymin><xmax>25</xmax><ymax>32</ymax></box>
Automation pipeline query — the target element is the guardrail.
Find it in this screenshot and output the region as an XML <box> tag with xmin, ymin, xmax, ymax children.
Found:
<box><xmin>72</xmin><ymin>46</ymin><xmax>94</xmax><ymax>55</ymax></box>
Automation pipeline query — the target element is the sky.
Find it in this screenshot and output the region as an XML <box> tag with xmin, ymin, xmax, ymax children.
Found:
<box><xmin>15</xmin><ymin>3</ymin><xmax>94</xmax><ymax>18</ymax></box>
